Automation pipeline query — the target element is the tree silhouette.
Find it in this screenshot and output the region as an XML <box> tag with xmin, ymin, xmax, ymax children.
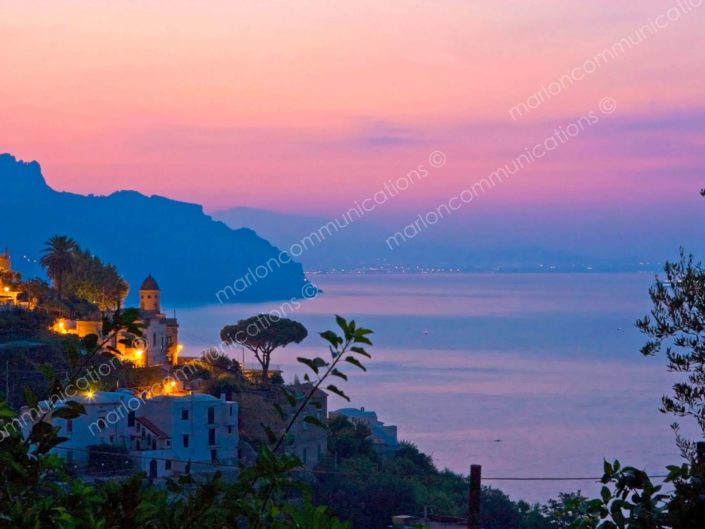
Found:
<box><xmin>39</xmin><ymin>235</ymin><xmax>78</xmax><ymax>299</ymax></box>
<box><xmin>220</xmin><ymin>315</ymin><xmax>308</xmax><ymax>379</ymax></box>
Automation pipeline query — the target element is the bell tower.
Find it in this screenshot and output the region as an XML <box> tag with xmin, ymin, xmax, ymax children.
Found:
<box><xmin>139</xmin><ymin>274</ymin><xmax>161</xmax><ymax>313</ymax></box>
<box><xmin>0</xmin><ymin>248</ymin><xmax>10</xmax><ymax>272</ymax></box>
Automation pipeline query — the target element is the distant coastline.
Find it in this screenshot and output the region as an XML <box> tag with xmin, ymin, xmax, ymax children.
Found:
<box><xmin>304</xmin><ymin>266</ymin><xmax>661</xmax><ymax>275</ymax></box>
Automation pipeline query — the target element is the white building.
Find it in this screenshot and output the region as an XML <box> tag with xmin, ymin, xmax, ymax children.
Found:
<box><xmin>133</xmin><ymin>393</ymin><xmax>238</xmax><ymax>479</ymax></box>
<box><xmin>37</xmin><ymin>390</ymin><xmax>238</xmax><ymax>480</ymax></box>
<box><xmin>32</xmin><ymin>390</ymin><xmax>138</xmax><ymax>467</ymax></box>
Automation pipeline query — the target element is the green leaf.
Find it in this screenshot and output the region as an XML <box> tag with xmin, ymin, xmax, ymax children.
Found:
<box><xmin>297</xmin><ymin>356</ymin><xmax>328</xmax><ymax>375</ymax></box>
<box><xmin>331</xmin><ymin>369</ymin><xmax>348</xmax><ymax>381</ymax></box>
<box><xmin>52</xmin><ymin>401</ymin><xmax>86</xmax><ymax>420</ymax></box>
<box><xmin>326</xmin><ymin>384</ymin><xmax>350</xmax><ymax>402</ymax></box>
<box><xmin>280</xmin><ymin>387</ymin><xmax>297</xmax><ymax>407</ymax></box>
<box><xmin>23</xmin><ymin>386</ymin><xmax>38</xmax><ymax>410</ymax></box>
<box><xmin>350</xmin><ymin>346</ymin><xmax>371</xmax><ymax>359</ymax></box>
<box><xmin>354</xmin><ymin>335</ymin><xmax>372</xmax><ymax>345</ymax></box>
<box><xmin>81</xmin><ymin>334</ymin><xmax>99</xmax><ymax>350</ymax></box>
<box><xmin>320</xmin><ymin>330</ymin><xmax>343</xmax><ymax>347</ymax></box>
<box><xmin>262</xmin><ymin>424</ymin><xmax>277</xmax><ymax>445</ymax></box>
<box><xmin>601</xmin><ymin>486</ymin><xmax>611</xmax><ymax>503</ymax></box>
<box><xmin>38</xmin><ymin>363</ymin><xmax>56</xmax><ymax>382</ymax></box>
<box><xmin>0</xmin><ymin>402</ymin><xmax>16</xmax><ymax>419</ymax></box>
<box><xmin>344</xmin><ymin>356</ymin><xmax>366</xmax><ymax>371</ymax></box>
<box><xmin>335</xmin><ymin>315</ymin><xmax>348</xmax><ymax>333</ymax></box>
<box><xmin>303</xmin><ymin>415</ymin><xmax>327</xmax><ymax>429</ymax></box>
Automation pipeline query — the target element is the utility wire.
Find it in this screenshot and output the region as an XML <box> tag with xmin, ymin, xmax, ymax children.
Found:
<box><xmin>50</xmin><ymin>447</ymin><xmax>672</xmax><ymax>481</ymax></box>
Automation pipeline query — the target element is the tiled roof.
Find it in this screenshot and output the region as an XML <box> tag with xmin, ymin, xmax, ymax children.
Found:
<box><xmin>140</xmin><ymin>274</ymin><xmax>160</xmax><ymax>291</ymax></box>
<box><xmin>136</xmin><ymin>416</ymin><xmax>169</xmax><ymax>440</ymax></box>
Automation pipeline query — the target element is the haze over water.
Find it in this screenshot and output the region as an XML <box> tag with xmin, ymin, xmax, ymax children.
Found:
<box><xmin>175</xmin><ymin>272</ymin><xmax>682</xmax><ymax>502</ymax></box>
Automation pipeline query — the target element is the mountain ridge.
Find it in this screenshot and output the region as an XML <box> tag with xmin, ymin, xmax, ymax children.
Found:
<box><xmin>1</xmin><ymin>154</ymin><xmax>309</xmax><ymax>304</ymax></box>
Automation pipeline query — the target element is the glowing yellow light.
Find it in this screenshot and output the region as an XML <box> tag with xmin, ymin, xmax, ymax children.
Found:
<box><xmin>135</xmin><ymin>349</ymin><xmax>144</xmax><ymax>357</ymax></box>
<box><xmin>170</xmin><ymin>380</ymin><xmax>176</xmax><ymax>388</ymax></box>
<box><xmin>176</xmin><ymin>344</ymin><xmax>183</xmax><ymax>352</ymax></box>
<box><xmin>85</xmin><ymin>390</ymin><xmax>95</xmax><ymax>399</ymax></box>
<box><xmin>3</xmin><ymin>287</ymin><xmax>8</xmax><ymax>293</ymax></box>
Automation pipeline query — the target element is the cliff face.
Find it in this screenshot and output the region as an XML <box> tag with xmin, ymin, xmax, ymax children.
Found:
<box><xmin>0</xmin><ymin>154</ymin><xmax>309</xmax><ymax>304</ymax></box>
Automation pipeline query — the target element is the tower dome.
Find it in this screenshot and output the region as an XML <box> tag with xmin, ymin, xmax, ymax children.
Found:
<box><xmin>139</xmin><ymin>274</ymin><xmax>161</xmax><ymax>313</ymax></box>
<box><xmin>140</xmin><ymin>274</ymin><xmax>160</xmax><ymax>291</ymax></box>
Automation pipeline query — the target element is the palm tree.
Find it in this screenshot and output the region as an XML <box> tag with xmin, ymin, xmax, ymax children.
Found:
<box><xmin>40</xmin><ymin>235</ymin><xmax>78</xmax><ymax>299</ymax></box>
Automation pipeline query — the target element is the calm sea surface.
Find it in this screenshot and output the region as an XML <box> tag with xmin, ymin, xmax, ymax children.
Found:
<box><xmin>174</xmin><ymin>273</ymin><xmax>686</xmax><ymax>502</ymax></box>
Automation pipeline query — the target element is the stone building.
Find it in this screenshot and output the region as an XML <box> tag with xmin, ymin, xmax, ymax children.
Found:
<box><xmin>236</xmin><ymin>383</ymin><xmax>328</xmax><ymax>470</ymax></box>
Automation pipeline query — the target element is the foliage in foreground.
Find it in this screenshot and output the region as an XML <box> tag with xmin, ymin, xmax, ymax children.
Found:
<box><xmin>566</xmin><ymin>251</ymin><xmax>705</xmax><ymax>529</ymax></box>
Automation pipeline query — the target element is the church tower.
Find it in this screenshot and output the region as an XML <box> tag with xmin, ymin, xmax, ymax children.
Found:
<box><xmin>139</xmin><ymin>274</ymin><xmax>161</xmax><ymax>313</ymax></box>
<box><xmin>0</xmin><ymin>248</ymin><xmax>10</xmax><ymax>272</ymax></box>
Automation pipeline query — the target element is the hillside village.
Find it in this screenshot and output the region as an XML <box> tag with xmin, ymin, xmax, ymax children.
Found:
<box><xmin>0</xmin><ymin>243</ymin><xmax>398</xmax><ymax>482</ymax></box>
<box><xmin>1</xmin><ymin>238</ymin><xmax>559</xmax><ymax>528</ymax></box>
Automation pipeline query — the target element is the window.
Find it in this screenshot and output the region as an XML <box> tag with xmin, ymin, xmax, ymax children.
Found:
<box><xmin>207</xmin><ymin>407</ymin><xmax>215</xmax><ymax>425</ymax></box>
<box><xmin>183</xmin><ymin>434</ymin><xmax>189</xmax><ymax>448</ymax></box>
<box><xmin>302</xmin><ymin>448</ymin><xmax>308</xmax><ymax>464</ymax></box>
<box><xmin>153</xmin><ymin>333</ymin><xmax>157</xmax><ymax>346</ymax></box>
<box><xmin>181</xmin><ymin>409</ymin><xmax>189</xmax><ymax>420</ymax></box>
<box><xmin>229</xmin><ymin>405</ymin><xmax>233</xmax><ymax>416</ymax></box>
<box><xmin>97</xmin><ymin>417</ymin><xmax>106</xmax><ymax>431</ymax></box>
<box><xmin>165</xmin><ymin>460</ymin><xmax>172</xmax><ymax>470</ymax></box>
<box><xmin>127</xmin><ymin>411</ymin><xmax>135</xmax><ymax>427</ymax></box>
<box><xmin>227</xmin><ymin>426</ymin><xmax>232</xmax><ymax>434</ymax></box>
<box><xmin>208</xmin><ymin>428</ymin><xmax>216</xmax><ymax>445</ymax></box>
<box><xmin>66</xmin><ymin>419</ymin><xmax>73</xmax><ymax>434</ymax></box>
<box><xmin>210</xmin><ymin>449</ymin><xmax>217</xmax><ymax>463</ymax></box>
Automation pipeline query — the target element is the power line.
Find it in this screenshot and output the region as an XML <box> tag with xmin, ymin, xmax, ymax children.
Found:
<box><xmin>480</xmin><ymin>475</ymin><xmax>669</xmax><ymax>481</ymax></box>
<box><xmin>48</xmin><ymin>449</ymin><xmax>674</xmax><ymax>482</ymax></box>
<box><xmin>52</xmin><ymin>446</ymin><xmax>241</xmax><ymax>470</ymax></box>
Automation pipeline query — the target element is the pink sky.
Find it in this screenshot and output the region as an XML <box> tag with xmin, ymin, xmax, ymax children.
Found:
<box><xmin>1</xmin><ymin>1</ymin><xmax>704</xmax><ymax>214</ymax></box>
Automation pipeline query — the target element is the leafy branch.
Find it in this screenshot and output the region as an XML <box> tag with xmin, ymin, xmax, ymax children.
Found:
<box><xmin>274</xmin><ymin>315</ymin><xmax>373</xmax><ymax>453</ymax></box>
